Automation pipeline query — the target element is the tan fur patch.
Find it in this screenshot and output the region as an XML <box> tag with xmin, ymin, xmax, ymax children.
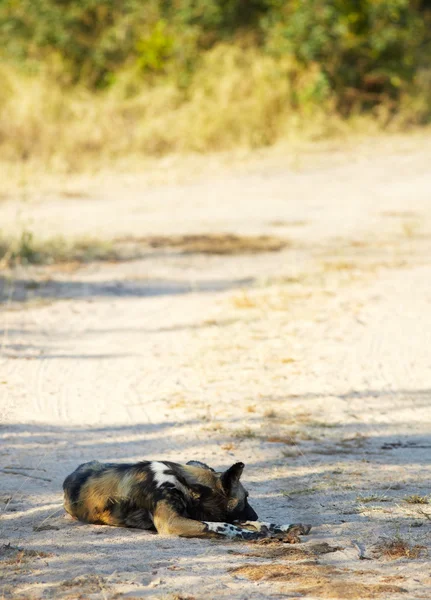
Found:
<box><xmin>79</xmin><ymin>471</ymin><xmax>127</xmax><ymax>522</ymax></box>
<box><xmin>181</xmin><ymin>465</ymin><xmax>220</xmax><ymax>489</ymax></box>
<box><xmin>133</xmin><ymin>471</ymin><xmax>148</xmax><ymax>484</ymax></box>
<box><xmin>153</xmin><ymin>500</ymin><xmax>208</xmax><ymax>537</ymax></box>
<box><xmin>227</xmin><ymin>497</ymin><xmax>239</xmax><ymax>511</ymax></box>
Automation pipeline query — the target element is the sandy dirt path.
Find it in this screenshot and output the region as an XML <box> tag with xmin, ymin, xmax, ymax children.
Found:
<box><xmin>1</xmin><ymin>136</ymin><xmax>431</xmax><ymax>599</ymax></box>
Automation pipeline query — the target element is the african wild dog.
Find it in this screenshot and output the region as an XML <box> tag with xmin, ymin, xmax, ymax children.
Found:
<box><xmin>63</xmin><ymin>459</ymin><xmax>311</xmax><ymax>540</ymax></box>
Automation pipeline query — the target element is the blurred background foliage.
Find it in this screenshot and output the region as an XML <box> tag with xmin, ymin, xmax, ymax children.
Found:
<box><xmin>0</xmin><ymin>0</ymin><xmax>430</xmax><ymax>169</ymax></box>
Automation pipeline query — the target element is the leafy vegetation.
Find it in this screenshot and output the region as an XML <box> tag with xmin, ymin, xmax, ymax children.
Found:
<box><xmin>0</xmin><ymin>1</ymin><xmax>430</xmax><ymax>170</ymax></box>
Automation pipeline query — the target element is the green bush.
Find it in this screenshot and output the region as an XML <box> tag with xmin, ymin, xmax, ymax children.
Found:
<box><xmin>263</xmin><ymin>0</ymin><xmax>429</xmax><ymax>110</ymax></box>
<box><xmin>0</xmin><ymin>0</ymin><xmax>430</xmax><ymax>112</ymax></box>
<box><xmin>0</xmin><ymin>0</ymin><xmax>163</xmax><ymax>85</ymax></box>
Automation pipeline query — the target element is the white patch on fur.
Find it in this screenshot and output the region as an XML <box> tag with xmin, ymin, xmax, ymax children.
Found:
<box><xmin>275</xmin><ymin>523</ymin><xmax>293</xmax><ymax>532</ymax></box>
<box><xmin>150</xmin><ymin>461</ymin><xmax>188</xmax><ymax>495</ymax></box>
<box><xmin>203</xmin><ymin>522</ymin><xmax>242</xmax><ymax>538</ymax></box>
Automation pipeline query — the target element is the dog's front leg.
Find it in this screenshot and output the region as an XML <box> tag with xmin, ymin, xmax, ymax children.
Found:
<box><xmin>153</xmin><ymin>501</ymin><xmax>265</xmax><ymax>539</ymax></box>
<box><xmin>202</xmin><ymin>522</ymin><xmax>266</xmax><ymax>540</ymax></box>
<box><xmin>152</xmin><ymin>500</ymin><xmax>208</xmax><ymax>537</ymax></box>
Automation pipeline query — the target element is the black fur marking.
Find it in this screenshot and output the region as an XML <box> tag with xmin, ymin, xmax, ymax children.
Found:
<box><xmin>103</xmin><ymin>497</ymin><xmax>116</xmax><ymax>512</ymax></box>
<box><xmin>63</xmin><ymin>466</ymin><xmax>95</xmax><ymax>507</ymax></box>
<box><xmin>155</xmin><ymin>485</ymin><xmax>188</xmax><ymax>516</ymax></box>
<box><xmin>229</xmin><ymin>500</ymin><xmax>258</xmax><ymax>523</ymax></box>
<box><xmin>159</xmin><ymin>482</ymin><xmax>176</xmax><ymax>490</ymax></box>
<box><xmin>221</xmin><ymin>462</ymin><xmax>244</xmax><ymax>494</ymax></box>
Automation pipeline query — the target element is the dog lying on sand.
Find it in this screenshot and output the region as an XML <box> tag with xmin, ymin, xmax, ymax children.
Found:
<box><xmin>63</xmin><ymin>459</ymin><xmax>311</xmax><ymax>540</ymax></box>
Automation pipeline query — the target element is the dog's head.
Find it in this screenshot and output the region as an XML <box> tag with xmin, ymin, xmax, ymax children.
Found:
<box><xmin>185</xmin><ymin>460</ymin><xmax>258</xmax><ymax>522</ymax></box>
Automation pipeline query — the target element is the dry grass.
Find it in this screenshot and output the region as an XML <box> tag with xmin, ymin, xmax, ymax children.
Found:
<box><xmin>357</xmin><ymin>495</ymin><xmax>391</xmax><ymax>504</ymax></box>
<box><xmin>221</xmin><ymin>442</ymin><xmax>237</xmax><ymax>451</ymax></box>
<box><xmin>0</xmin><ymin>230</ymin><xmax>288</xmax><ymax>268</ymax></box>
<box><xmin>235</xmin><ymin>541</ymin><xmax>343</xmax><ymax>560</ymax></box>
<box><xmin>230</xmin><ymin>287</ymin><xmax>310</xmax><ymax>311</ymax></box>
<box><xmin>59</xmin><ymin>574</ymin><xmax>110</xmax><ymax>597</ymax></box>
<box><xmin>263</xmin><ymin>409</ymin><xmax>279</xmax><ymax>419</ymax></box>
<box><xmin>126</xmin><ymin>233</ymin><xmax>288</xmax><ymax>255</ymax></box>
<box><xmin>230</xmin><ymin>562</ymin><xmax>339</xmax><ymax>582</ymax></box>
<box><xmin>0</xmin><ymin>230</ymin><xmax>121</xmax><ymax>267</ymax></box>
<box><xmin>402</xmin><ymin>220</ymin><xmax>421</xmax><ymax>238</ymax></box>
<box><xmin>231</xmin><ymin>290</ymin><xmax>260</xmax><ymax>309</ymax></box>
<box><xmin>296</xmin><ymin>582</ymin><xmax>408</xmax><ymax>598</ymax></box>
<box><xmin>0</xmin><ymin>544</ymin><xmax>52</xmax><ymax>565</ymax></box>
<box><xmin>0</xmin><ymin>48</ymin><xmax>358</xmax><ymax>175</ymax></box>
<box><xmin>281</xmin><ymin>486</ymin><xmax>320</xmax><ymax>497</ymax></box>
<box><xmin>230</xmin><ymin>563</ymin><xmax>407</xmax><ymax>598</ymax></box>
<box><xmin>374</xmin><ymin>537</ymin><xmax>427</xmax><ymax>560</ymax></box>
<box><xmin>232</xmin><ymin>427</ymin><xmax>257</xmax><ymax>439</ymax></box>
<box><xmin>403</xmin><ymin>494</ymin><xmax>429</xmax><ymax>504</ymax></box>
<box><xmin>265</xmin><ymin>435</ymin><xmax>298</xmax><ymax>445</ymax></box>
<box><xmin>321</xmin><ymin>260</ymin><xmax>359</xmax><ymax>272</ymax></box>
<box><xmin>2</xmin><ymin>42</ymin><xmax>423</xmax><ymax>177</ymax></box>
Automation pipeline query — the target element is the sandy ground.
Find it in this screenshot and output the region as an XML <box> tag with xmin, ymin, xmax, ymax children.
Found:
<box><xmin>1</xmin><ymin>136</ymin><xmax>431</xmax><ymax>599</ymax></box>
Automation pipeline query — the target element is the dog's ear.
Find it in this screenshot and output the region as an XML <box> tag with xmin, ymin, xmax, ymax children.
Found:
<box><xmin>186</xmin><ymin>460</ymin><xmax>215</xmax><ymax>472</ymax></box>
<box><xmin>221</xmin><ymin>462</ymin><xmax>244</xmax><ymax>493</ymax></box>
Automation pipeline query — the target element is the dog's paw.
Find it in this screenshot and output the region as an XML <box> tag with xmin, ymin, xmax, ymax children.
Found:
<box><xmin>266</xmin><ymin>523</ymin><xmax>312</xmax><ymax>544</ymax></box>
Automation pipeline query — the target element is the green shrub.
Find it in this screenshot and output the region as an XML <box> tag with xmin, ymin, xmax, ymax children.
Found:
<box><xmin>0</xmin><ymin>0</ymin><xmax>162</xmax><ymax>86</ymax></box>
<box><xmin>263</xmin><ymin>0</ymin><xmax>429</xmax><ymax>111</ymax></box>
<box><xmin>0</xmin><ymin>0</ymin><xmax>430</xmax><ymax>155</ymax></box>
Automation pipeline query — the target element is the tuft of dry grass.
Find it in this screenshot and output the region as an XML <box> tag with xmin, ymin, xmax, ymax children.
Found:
<box><xmin>282</xmin><ymin>486</ymin><xmax>319</xmax><ymax>497</ymax></box>
<box><xmin>357</xmin><ymin>495</ymin><xmax>391</xmax><ymax>504</ymax></box>
<box><xmin>231</xmin><ymin>290</ymin><xmax>259</xmax><ymax>309</ymax></box>
<box><xmin>59</xmin><ymin>574</ymin><xmax>109</xmax><ymax>596</ymax></box>
<box><xmin>235</xmin><ymin>541</ymin><xmax>343</xmax><ymax>560</ymax></box>
<box><xmin>0</xmin><ymin>543</ymin><xmax>52</xmax><ymax>566</ymax></box>
<box><xmin>232</xmin><ymin>428</ymin><xmax>257</xmax><ymax>439</ymax></box>
<box><xmin>230</xmin><ymin>563</ymin><xmax>407</xmax><ymax>598</ymax></box>
<box><xmin>403</xmin><ymin>494</ymin><xmax>429</xmax><ymax>505</ymax></box>
<box><xmin>130</xmin><ymin>233</ymin><xmax>288</xmax><ymax>255</ymax></box>
<box><xmin>221</xmin><ymin>442</ymin><xmax>236</xmax><ymax>451</ymax></box>
<box><xmin>0</xmin><ymin>230</ymin><xmax>121</xmax><ymax>267</ymax></box>
<box><xmin>230</xmin><ymin>563</ymin><xmax>338</xmax><ymax>583</ymax></box>
<box><xmin>265</xmin><ymin>435</ymin><xmax>297</xmax><ymax>445</ymax></box>
<box><xmin>402</xmin><ymin>220</ymin><xmax>421</xmax><ymax>238</ymax></box>
<box><xmin>374</xmin><ymin>537</ymin><xmax>427</xmax><ymax>560</ymax></box>
<box><xmin>321</xmin><ymin>260</ymin><xmax>359</xmax><ymax>272</ymax></box>
<box><xmin>263</xmin><ymin>409</ymin><xmax>278</xmax><ymax>419</ymax></box>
